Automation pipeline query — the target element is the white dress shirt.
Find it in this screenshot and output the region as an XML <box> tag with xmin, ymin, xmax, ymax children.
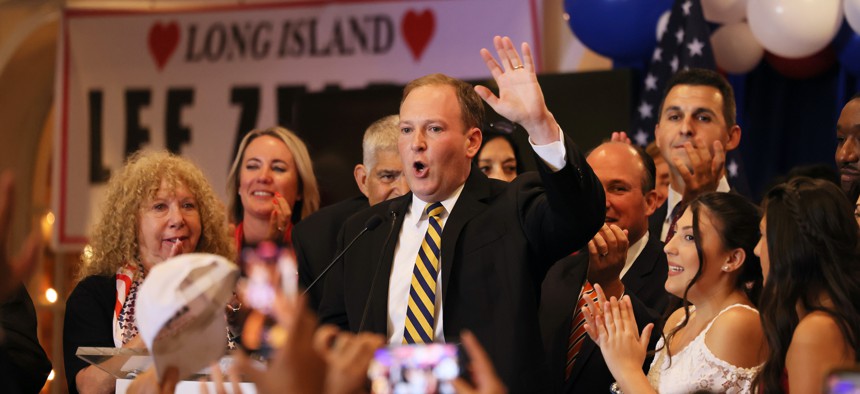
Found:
<box><xmin>660</xmin><ymin>176</ymin><xmax>731</xmax><ymax>241</ymax></box>
<box><xmin>386</xmin><ymin>128</ymin><xmax>568</xmax><ymax>343</ymax></box>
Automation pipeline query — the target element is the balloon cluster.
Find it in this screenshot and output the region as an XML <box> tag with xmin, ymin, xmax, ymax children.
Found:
<box><xmin>565</xmin><ymin>0</ymin><xmax>860</xmax><ymax>79</ymax></box>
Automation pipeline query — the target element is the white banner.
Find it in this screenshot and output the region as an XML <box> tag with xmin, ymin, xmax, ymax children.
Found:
<box><xmin>53</xmin><ymin>0</ymin><xmax>539</xmax><ymax>249</ymax></box>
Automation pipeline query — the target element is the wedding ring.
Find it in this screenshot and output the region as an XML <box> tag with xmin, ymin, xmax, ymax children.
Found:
<box><xmin>600</xmin><ymin>252</ymin><xmax>608</xmax><ymax>257</ymax></box>
<box><xmin>512</xmin><ymin>64</ymin><xmax>524</xmax><ymax>70</ymax></box>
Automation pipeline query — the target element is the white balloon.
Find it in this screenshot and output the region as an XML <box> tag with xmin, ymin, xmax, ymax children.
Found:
<box><xmin>711</xmin><ymin>22</ymin><xmax>764</xmax><ymax>74</ymax></box>
<box><xmin>656</xmin><ymin>10</ymin><xmax>671</xmax><ymax>41</ymax></box>
<box><xmin>847</xmin><ymin>0</ymin><xmax>860</xmax><ymax>34</ymax></box>
<box><xmin>747</xmin><ymin>0</ymin><xmax>843</xmax><ymax>58</ymax></box>
<box><xmin>702</xmin><ymin>0</ymin><xmax>747</xmax><ymax>24</ymax></box>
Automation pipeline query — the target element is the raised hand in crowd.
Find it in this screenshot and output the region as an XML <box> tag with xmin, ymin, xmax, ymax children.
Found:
<box><xmin>451</xmin><ymin>331</ymin><xmax>508</xmax><ymax>394</ymax></box>
<box><xmin>0</xmin><ymin>170</ymin><xmax>41</xmax><ymax>300</ymax></box>
<box><xmin>475</xmin><ymin>36</ymin><xmax>558</xmax><ymax>144</ymax></box>
<box><xmin>610</xmin><ymin>131</ymin><xmax>632</xmax><ymax>145</ymax></box>
<box><xmin>232</xmin><ymin>293</ymin><xmax>326</xmax><ymax>394</ymax></box>
<box><xmin>586</xmin><ymin>224</ymin><xmax>629</xmax><ymax>299</ymax></box>
<box><xmin>674</xmin><ymin>137</ymin><xmax>725</xmax><ymax>202</ymax></box>
<box><xmin>583</xmin><ymin>292</ymin><xmax>655</xmax><ymax>394</ymax></box>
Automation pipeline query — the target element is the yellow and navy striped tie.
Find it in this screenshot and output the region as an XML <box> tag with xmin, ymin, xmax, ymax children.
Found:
<box><xmin>403</xmin><ymin>202</ymin><xmax>445</xmax><ymax>344</ymax></box>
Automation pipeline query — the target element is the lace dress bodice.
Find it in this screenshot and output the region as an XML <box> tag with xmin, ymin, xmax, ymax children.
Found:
<box><xmin>646</xmin><ymin>304</ymin><xmax>762</xmax><ymax>394</ymax></box>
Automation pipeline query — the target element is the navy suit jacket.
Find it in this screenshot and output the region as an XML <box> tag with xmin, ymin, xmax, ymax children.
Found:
<box><xmin>540</xmin><ymin>236</ymin><xmax>669</xmax><ymax>393</ymax></box>
<box><xmin>319</xmin><ymin>136</ymin><xmax>605</xmax><ymax>393</ymax></box>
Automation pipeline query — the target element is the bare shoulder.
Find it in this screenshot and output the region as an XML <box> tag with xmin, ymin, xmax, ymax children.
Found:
<box><xmin>704</xmin><ymin>306</ymin><xmax>766</xmax><ymax>368</ymax></box>
<box><xmin>790</xmin><ymin>311</ymin><xmax>850</xmax><ymax>353</ymax></box>
<box><xmin>786</xmin><ymin>311</ymin><xmax>856</xmax><ymax>394</ymax></box>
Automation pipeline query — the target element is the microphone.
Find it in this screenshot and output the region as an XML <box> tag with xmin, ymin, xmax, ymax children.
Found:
<box><xmin>302</xmin><ymin>214</ymin><xmax>384</xmax><ymax>295</ymax></box>
<box><xmin>358</xmin><ymin>200</ymin><xmax>404</xmax><ymax>332</ymax></box>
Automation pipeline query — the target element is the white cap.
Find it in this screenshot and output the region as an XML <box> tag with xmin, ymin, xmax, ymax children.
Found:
<box><xmin>136</xmin><ymin>253</ymin><xmax>239</xmax><ymax>382</ymax></box>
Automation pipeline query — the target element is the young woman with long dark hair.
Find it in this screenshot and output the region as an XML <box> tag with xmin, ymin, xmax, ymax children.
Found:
<box><xmin>755</xmin><ymin>177</ymin><xmax>860</xmax><ymax>394</ymax></box>
<box><xmin>583</xmin><ymin>192</ymin><xmax>766</xmax><ymax>393</ymax></box>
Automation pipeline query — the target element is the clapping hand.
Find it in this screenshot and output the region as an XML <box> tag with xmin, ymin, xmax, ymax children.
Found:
<box><xmin>266</xmin><ymin>192</ymin><xmax>292</xmax><ymax>242</ymax></box>
<box><xmin>586</xmin><ymin>224</ymin><xmax>628</xmax><ymax>299</ymax></box>
<box><xmin>674</xmin><ymin>138</ymin><xmax>725</xmax><ymax>202</ymax></box>
<box><xmin>584</xmin><ymin>295</ymin><xmax>656</xmax><ymax>394</ymax></box>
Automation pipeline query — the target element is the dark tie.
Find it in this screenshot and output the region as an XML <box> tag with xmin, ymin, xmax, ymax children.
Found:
<box><xmin>664</xmin><ymin>200</ymin><xmax>686</xmax><ymax>243</ymax></box>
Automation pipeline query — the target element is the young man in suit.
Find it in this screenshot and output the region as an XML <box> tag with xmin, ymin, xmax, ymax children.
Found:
<box><xmin>648</xmin><ymin>69</ymin><xmax>741</xmax><ymax>241</ymax></box>
<box><xmin>318</xmin><ymin>36</ymin><xmax>605</xmax><ymax>392</ymax></box>
<box><xmin>541</xmin><ymin>141</ymin><xmax>670</xmax><ymax>392</ymax></box>
<box><xmin>294</xmin><ymin>115</ymin><xmax>408</xmax><ymax>311</ymax></box>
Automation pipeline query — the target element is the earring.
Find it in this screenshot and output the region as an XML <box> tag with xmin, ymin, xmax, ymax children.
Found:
<box><xmin>722</xmin><ymin>265</ymin><xmax>729</xmax><ymax>271</ymax></box>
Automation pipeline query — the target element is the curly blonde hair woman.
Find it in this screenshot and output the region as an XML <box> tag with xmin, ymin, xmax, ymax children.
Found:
<box><xmin>63</xmin><ymin>150</ymin><xmax>234</xmax><ymax>394</ymax></box>
<box><xmin>226</xmin><ymin>126</ymin><xmax>320</xmax><ymax>248</ymax></box>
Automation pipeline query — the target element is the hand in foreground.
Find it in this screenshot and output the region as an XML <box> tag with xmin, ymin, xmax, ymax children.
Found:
<box><xmin>673</xmin><ymin>138</ymin><xmax>725</xmax><ymax>202</ymax></box>
<box><xmin>0</xmin><ymin>170</ymin><xmax>41</xmax><ymax>300</ymax></box>
<box><xmin>200</xmin><ymin>361</ymin><xmax>243</xmax><ymax>394</ymax></box>
<box><xmin>451</xmin><ymin>331</ymin><xmax>508</xmax><ymax>394</ymax></box>
<box><xmin>313</xmin><ymin>325</ymin><xmax>384</xmax><ymax>394</ymax></box>
<box><xmin>475</xmin><ymin>36</ymin><xmax>557</xmax><ymax>145</ymax></box>
<box><xmin>266</xmin><ymin>192</ymin><xmax>292</xmax><ymax>242</ymax></box>
<box><xmin>126</xmin><ymin>366</ymin><xmax>179</xmax><ymax>394</ymax></box>
<box><xmin>232</xmin><ymin>294</ymin><xmax>326</xmax><ymax>394</ymax></box>
<box><xmin>589</xmin><ymin>296</ymin><xmax>655</xmax><ymax>394</ymax></box>
<box><xmin>586</xmin><ymin>224</ymin><xmax>628</xmax><ymax>299</ymax></box>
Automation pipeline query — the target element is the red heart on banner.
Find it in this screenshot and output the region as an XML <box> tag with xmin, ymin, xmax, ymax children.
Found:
<box><xmin>148</xmin><ymin>21</ymin><xmax>180</xmax><ymax>71</ymax></box>
<box><xmin>401</xmin><ymin>9</ymin><xmax>435</xmax><ymax>62</ymax></box>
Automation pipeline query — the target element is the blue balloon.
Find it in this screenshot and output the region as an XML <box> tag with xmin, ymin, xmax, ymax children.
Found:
<box><xmin>834</xmin><ymin>22</ymin><xmax>860</xmax><ymax>77</ymax></box>
<box><xmin>565</xmin><ymin>0</ymin><xmax>673</xmax><ymax>63</ymax></box>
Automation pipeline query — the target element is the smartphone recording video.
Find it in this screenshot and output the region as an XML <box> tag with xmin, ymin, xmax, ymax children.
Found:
<box><xmin>238</xmin><ymin>241</ymin><xmax>298</xmax><ymax>358</ymax></box>
<box><xmin>368</xmin><ymin>343</ymin><xmax>459</xmax><ymax>394</ymax></box>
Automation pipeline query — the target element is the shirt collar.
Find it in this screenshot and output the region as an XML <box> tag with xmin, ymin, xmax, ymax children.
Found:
<box><xmin>407</xmin><ymin>183</ymin><xmax>466</xmax><ymax>227</ymax></box>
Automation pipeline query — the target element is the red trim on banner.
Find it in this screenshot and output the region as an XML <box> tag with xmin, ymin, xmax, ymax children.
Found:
<box><xmin>63</xmin><ymin>0</ymin><xmax>448</xmax><ymax>17</ymax></box>
<box><xmin>59</xmin><ymin>13</ymin><xmax>87</xmax><ymax>245</ymax></box>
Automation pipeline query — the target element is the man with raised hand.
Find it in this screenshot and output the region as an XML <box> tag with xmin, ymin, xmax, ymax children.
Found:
<box><xmin>319</xmin><ymin>36</ymin><xmax>604</xmax><ymax>391</ymax></box>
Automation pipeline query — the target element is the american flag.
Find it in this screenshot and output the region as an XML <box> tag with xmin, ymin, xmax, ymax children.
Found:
<box><xmin>630</xmin><ymin>0</ymin><xmax>749</xmax><ymax>192</ymax></box>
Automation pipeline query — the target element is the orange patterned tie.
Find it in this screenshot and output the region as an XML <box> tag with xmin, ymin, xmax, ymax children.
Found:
<box><xmin>566</xmin><ymin>281</ymin><xmax>599</xmax><ymax>380</ymax></box>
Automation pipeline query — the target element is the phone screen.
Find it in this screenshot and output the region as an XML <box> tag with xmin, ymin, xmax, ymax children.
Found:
<box><xmin>368</xmin><ymin>343</ymin><xmax>459</xmax><ymax>394</ymax></box>
<box><xmin>239</xmin><ymin>241</ymin><xmax>297</xmax><ymax>357</ymax></box>
<box><xmin>827</xmin><ymin>368</ymin><xmax>860</xmax><ymax>394</ymax></box>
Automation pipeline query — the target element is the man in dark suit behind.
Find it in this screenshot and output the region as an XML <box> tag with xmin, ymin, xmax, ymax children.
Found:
<box><xmin>541</xmin><ymin>141</ymin><xmax>671</xmax><ymax>393</ymax></box>
<box><xmin>294</xmin><ymin>115</ymin><xmax>408</xmax><ymax>311</ymax></box>
<box><xmin>319</xmin><ymin>36</ymin><xmax>605</xmax><ymax>392</ymax></box>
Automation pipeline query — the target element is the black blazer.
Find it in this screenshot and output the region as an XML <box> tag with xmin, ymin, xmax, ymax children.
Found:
<box><xmin>319</xmin><ymin>136</ymin><xmax>605</xmax><ymax>393</ymax></box>
<box><xmin>649</xmin><ymin>201</ymin><xmax>668</xmax><ymax>243</ymax></box>
<box><xmin>0</xmin><ymin>285</ymin><xmax>52</xmax><ymax>394</ymax></box>
<box><xmin>540</xmin><ymin>236</ymin><xmax>669</xmax><ymax>393</ymax></box>
<box><xmin>293</xmin><ymin>195</ymin><xmax>369</xmax><ymax>312</ymax></box>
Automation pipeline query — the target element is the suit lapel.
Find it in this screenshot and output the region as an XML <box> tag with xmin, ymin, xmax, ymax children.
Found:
<box><xmin>366</xmin><ymin>197</ymin><xmax>410</xmax><ymax>333</ymax></box>
<box><xmin>440</xmin><ymin>168</ymin><xmax>495</xmax><ymax>300</ymax></box>
<box><xmin>621</xmin><ymin>237</ymin><xmax>661</xmax><ymax>295</ymax></box>
<box><xmin>649</xmin><ymin>202</ymin><xmax>667</xmax><ymax>242</ymax></box>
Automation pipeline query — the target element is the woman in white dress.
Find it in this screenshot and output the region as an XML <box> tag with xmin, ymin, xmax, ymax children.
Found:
<box><xmin>583</xmin><ymin>192</ymin><xmax>767</xmax><ymax>394</ymax></box>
